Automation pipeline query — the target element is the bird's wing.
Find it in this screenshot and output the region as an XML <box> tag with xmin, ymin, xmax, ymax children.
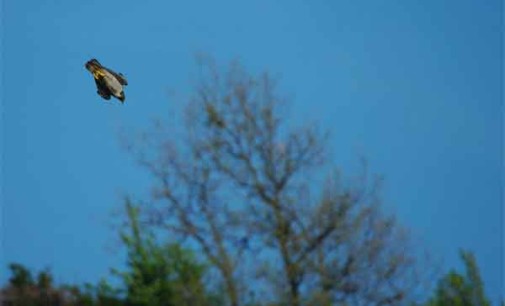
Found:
<box><xmin>94</xmin><ymin>77</ymin><xmax>111</xmax><ymax>100</ymax></box>
<box><xmin>103</xmin><ymin>67</ymin><xmax>128</xmax><ymax>86</ymax></box>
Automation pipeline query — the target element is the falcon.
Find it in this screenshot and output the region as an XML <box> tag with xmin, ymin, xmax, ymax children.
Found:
<box><xmin>85</xmin><ymin>59</ymin><xmax>128</xmax><ymax>103</ymax></box>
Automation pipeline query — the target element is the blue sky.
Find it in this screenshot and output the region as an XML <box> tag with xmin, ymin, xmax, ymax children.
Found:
<box><xmin>2</xmin><ymin>0</ymin><xmax>502</xmax><ymax>302</ymax></box>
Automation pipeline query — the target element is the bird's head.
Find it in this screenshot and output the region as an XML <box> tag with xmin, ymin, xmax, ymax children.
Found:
<box><xmin>85</xmin><ymin>59</ymin><xmax>101</xmax><ymax>73</ymax></box>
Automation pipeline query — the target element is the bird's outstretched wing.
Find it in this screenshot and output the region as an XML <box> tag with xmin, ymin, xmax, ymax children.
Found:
<box><xmin>104</xmin><ymin>67</ymin><xmax>128</xmax><ymax>86</ymax></box>
<box><xmin>94</xmin><ymin>77</ymin><xmax>111</xmax><ymax>100</ymax></box>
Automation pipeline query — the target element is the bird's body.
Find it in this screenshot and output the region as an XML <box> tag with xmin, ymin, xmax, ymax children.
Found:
<box><xmin>85</xmin><ymin>59</ymin><xmax>127</xmax><ymax>103</ymax></box>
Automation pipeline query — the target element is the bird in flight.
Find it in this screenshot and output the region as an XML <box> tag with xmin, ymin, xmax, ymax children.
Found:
<box><xmin>85</xmin><ymin>59</ymin><xmax>128</xmax><ymax>103</ymax></box>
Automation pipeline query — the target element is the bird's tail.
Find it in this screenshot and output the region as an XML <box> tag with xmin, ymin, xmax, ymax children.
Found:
<box><xmin>118</xmin><ymin>92</ymin><xmax>126</xmax><ymax>103</ymax></box>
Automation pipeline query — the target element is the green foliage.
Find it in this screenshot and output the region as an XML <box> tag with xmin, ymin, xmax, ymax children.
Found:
<box><xmin>8</xmin><ymin>263</ymin><xmax>34</xmax><ymax>288</ymax></box>
<box><xmin>5</xmin><ymin>264</ymin><xmax>64</xmax><ymax>306</ymax></box>
<box><xmin>64</xmin><ymin>284</ymin><xmax>96</xmax><ymax>306</ymax></box>
<box><xmin>36</xmin><ymin>268</ymin><xmax>53</xmax><ymax>290</ymax></box>
<box><xmin>2</xmin><ymin>200</ymin><xmax>219</xmax><ymax>306</ymax></box>
<box><xmin>426</xmin><ymin>250</ymin><xmax>491</xmax><ymax>306</ymax></box>
<box><xmin>61</xmin><ymin>281</ymin><xmax>123</xmax><ymax>306</ymax></box>
<box><xmin>112</xmin><ymin>200</ymin><xmax>212</xmax><ymax>306</ymax></box>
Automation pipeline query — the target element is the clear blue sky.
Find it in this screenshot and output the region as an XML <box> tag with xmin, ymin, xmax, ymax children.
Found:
<box><xmin>2</xmin><ymin>0</ymin><xmax>502</xmax><ymax>302</ymax></box>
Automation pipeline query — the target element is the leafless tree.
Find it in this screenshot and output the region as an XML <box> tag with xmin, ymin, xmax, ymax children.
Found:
<box><xmin>125</xmin><ymin>57</ymin><xmax>425</xmax><ymax>306</ymax></box>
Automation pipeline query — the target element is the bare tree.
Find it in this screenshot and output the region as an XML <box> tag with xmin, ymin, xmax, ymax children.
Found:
<box><xmin>126</xmin><ymin>57</ymin><xmax>424</xmax><ymax>306</ymax></box>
